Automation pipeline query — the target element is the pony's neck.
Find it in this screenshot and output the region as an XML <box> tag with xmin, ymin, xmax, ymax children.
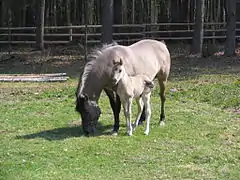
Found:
<box><xmin>78</xmin><ymin>73</ymin><xmax>103</xmax><ymax>102</ymax></box>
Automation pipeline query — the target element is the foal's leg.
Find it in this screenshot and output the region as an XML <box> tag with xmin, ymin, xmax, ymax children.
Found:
<box><xmin>123</xmin><ymin>98</ymin><xmax>133</xmax><ymax>136</ymax></box>
<box><xmin>142</xmin><ymin>93</ymin><xmax>152</xmax><ymax>135</ymax></box>
<box><xmin>133</xmin><ymin>97</ymin><xmax>144</xmax><ymax>131</ymax></box>
<box><xmin>158</xmin><ymin>80</ymin><xmax>167</xmax><ymax>126</ymax></box>
<box><xmin>104</xmin><ymin>89</ymin><xmax>121</xmax><ymax>135</ymax></box>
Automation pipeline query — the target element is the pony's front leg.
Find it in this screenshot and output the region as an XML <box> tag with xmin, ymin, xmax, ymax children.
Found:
<box><xmin>142</xmin><ymin>93</ymin><xmax>152</xmax><ymax>135</ymax></box>
<box><xmin>123</xmin><ymin>98</ymin><xmax>133</xmax><ymax>136</ymax></box>
<box><xmin>133</xmin><ymin>97</ymin><xmax>144</xmax><ymax>131</ymax></box>
<box><xmin>104</xmin><ymin>89</ymin><xmax>121</xmax><ymax>135</ymax></box>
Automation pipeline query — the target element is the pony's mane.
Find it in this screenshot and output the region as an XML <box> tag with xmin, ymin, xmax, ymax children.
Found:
<box><xmin>78</xmin><ymin>42</ymin><xmax>118</xmax><ymax>95</ymax></box>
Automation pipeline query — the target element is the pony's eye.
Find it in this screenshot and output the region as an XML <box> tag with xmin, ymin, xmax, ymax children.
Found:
<box><xmin>119</xmin><ymin>70</ymin><xmax>122</xmax><ymax>73</ymax></box>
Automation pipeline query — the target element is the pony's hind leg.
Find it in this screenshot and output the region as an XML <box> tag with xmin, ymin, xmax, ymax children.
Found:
<box><xmin>138</xmin><ymin>106</ymin><xmax>146</xmax><ymax>124</ymax></box>
<box><xmin>158</xmin><ymin>80</ymin><xmax>167</xmax><ymax>126</ymax></box>
<box><xmin>133</xmin><ymin>97</ymin><xmax>144</xmax><ymax>131</ymax></box>
<box><xmin>142</xmin><ymin>93</ymin><xmax>152</xmax><ymax>135</ymax></box>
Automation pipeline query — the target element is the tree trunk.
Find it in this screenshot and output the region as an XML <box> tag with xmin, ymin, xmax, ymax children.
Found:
<box><xmin>114</xmin><ymin>0</ymin><xmax>122</xmax><ymax>24</ymax></box>
<box><xmin>36</xmin><ymin>0</ymin><xmax>45</xmax><ymax>51</ymax></box>
<box><xmin>101</xmin><ymin>0</ymin><xmax>113</xmax><ymax>44</ymax></box>
<box><xmin>88</xmin><ymin>0</ymin><xmax>94</xmax><ymax>25</ymax></box>
<box><xmin>22</xmin><ymin>0</ymin><xmax>26</xmax><ymax>27</ymax></box>
<box><xmin>84</xmin><ymin>0</ymin><xmax>88</xmax><ymax>62</ymax></box>
<box><xmin>191</xmin><ymin>0</ymin><xmax>205</xmax><ymax>55</ymax></box>
<box><xmin>139</xmin><ymin>0</ymin><xmax>144</xmax><ymax>23</ymax></box>
<box><xmin>53</xmin><ymin>0</ymin><xmax>57</xmax><ymax>26</ymax></box>
<box><xmin>72</xmin><ymin>0</ymin><xmax>77</xmax><ymax>24</ymax></box>
<box><xmin>150</xmin><ymin>0</ymin><xmax>157</xmax><ymax>23</ymax></box>
<box><xmin>1</xmin><ymin>0</ymin><xmax>5</xmax><ymax>26</ymax></box>
<box><xmin>122</xmin><ymin>0</ymin><xmax>127</xmax><ymax>24</ymax></box>
<box><xmin>95</xmin><ymin>0</ymin><xmax>101</xmax><ymax>24</ymax></box>
<box><xmin>66</xmin><ymin>0</ymin><xmax>71</xmax><ymax>25</ymax></box>
<box><xmin>132</xmin><ymin>0</ymin><xmax>135</xmax><ymax>24</ymax></box>
<box><xmin>225</xmin><ymin>0</ymin><xmax>236</xmax><ymax>56</ymax></box>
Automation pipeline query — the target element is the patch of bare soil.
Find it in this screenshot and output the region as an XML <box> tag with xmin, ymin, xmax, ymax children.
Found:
<box><xmin>0</xmin><ymin>45</ymin><xmax>86</xmax><ymax>78</ymax></box>
<box><xmin>227</xmin><ymin>108</ymin><xmax>240</xmax><ymax>115</ymax></box>
<box><xmin>170</xmin><ymin>54</ymin><xmax>240</xmax><ymax>79</ymax></box>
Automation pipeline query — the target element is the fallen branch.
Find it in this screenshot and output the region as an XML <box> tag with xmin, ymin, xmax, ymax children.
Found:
<box><xmin>0</xmin><ymin>73</ymin><xmax>69</xmax><ymax>82</ymax></box>
<box><xmin>0</xmin><ymin>73</ymin><xmax>67</xmax><ymax>77</ymax></box>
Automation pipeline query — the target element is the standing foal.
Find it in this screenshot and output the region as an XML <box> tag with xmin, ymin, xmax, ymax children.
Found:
<box><xmin>111</xmin><ymin>59</ymin><xmax>154</xmax><ymax>136</ymax></box>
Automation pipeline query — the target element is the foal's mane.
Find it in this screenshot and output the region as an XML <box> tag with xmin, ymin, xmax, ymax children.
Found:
<box><xmin>77</xmin><ymin>42</ymin><xmax>118</xmax><ymax>95</ymax></box>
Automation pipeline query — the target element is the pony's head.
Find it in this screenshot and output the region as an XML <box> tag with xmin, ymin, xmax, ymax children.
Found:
<box><xmin>111</xmin><ymin>58</ymin><xmax>125</xmax><ymax>85</ymax></box>
<box><xmin>75</xmin><ymin>93</ymin><xmax>101</xmax><ymax>136</ymax></box>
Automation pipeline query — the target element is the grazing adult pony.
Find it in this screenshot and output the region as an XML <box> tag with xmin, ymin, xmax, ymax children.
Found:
<box><xmin>111</xmin><ymin>58</ymin><xmax>154</xmax><ymax>136</ymax></box>
<box><xmin>76</xmin><ymin>39</ymin><xmax>171</xmax><ymax>136</ymax></box>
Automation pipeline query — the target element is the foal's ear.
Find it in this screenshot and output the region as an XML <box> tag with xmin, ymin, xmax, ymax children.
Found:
<box><xmin>119</xmin><ymin>58</ymin><xmax>123</xmax><ymax>65</ymax></box>
<box><xmin>112</xmin><ymin>59</ymin><xmax>117</xmax><ymax>65</ymax></box>
<box><xmin>113</xmin><ymin>59</ymin><xmax>123</xmax><ymax>65</ymax></box>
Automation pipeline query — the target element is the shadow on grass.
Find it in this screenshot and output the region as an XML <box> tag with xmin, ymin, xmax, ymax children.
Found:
<box><xmin>16</xmin><ymin>123</ymin><xmax>114</xmax><ymax>141</ymax></box>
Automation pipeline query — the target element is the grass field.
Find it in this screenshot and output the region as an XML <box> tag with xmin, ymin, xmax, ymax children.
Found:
<box><xmin>1</xmin><ymin>58</ymin><xmax>240</xmax><ymax>179</ymax></box>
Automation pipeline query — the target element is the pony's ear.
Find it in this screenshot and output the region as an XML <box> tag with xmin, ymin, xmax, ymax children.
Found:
<box><xmin>119</xmin><ymin>58</ymin><xmax>123</xmax><ymax>65</ymax></box>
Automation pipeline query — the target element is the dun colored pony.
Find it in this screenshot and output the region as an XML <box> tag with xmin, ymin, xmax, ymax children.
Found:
<box><xmin>76</xmin><ymin>39</ymin><xmax>171</xmax><ymax>136</ymax></box>
<box><xmin>111</xmin><ymin>59</ymin><xmax>154</xmax><ymax>136</ymax></box>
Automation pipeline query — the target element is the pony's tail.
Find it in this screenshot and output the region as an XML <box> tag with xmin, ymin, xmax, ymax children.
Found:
<box><xmin>161</xmin><ymin>40</ymin><xmax>166</xmax><ymax>45</ymax></box>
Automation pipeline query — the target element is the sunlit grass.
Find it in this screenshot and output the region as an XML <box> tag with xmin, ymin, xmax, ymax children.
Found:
<box><xmin>0</xmin><ymin>74</ymin><xmax>239</xmax><ymax>180</ymax></box>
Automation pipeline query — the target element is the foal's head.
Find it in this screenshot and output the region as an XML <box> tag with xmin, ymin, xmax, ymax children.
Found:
<box><xmin>111</xmin><ymin>59</ymin><xmax>125</xmax><ymax>85</ymax></box>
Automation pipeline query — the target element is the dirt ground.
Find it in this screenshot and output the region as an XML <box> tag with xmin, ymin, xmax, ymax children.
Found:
<box><xmin>0</xmin><ymin>44</ymin><xmax>239</xmax><ymax>79</ymax></box>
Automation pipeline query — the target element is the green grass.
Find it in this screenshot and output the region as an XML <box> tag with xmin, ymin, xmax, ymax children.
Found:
<box><xmin>0</xmin><ymin>74</ymin><xmax>240</xmax><ymax>180</ymax></box>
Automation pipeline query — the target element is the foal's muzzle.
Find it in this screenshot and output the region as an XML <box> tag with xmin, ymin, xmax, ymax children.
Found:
<box><xmin>112</xmin><ymin>78</ymin><xmax>118</xmax><ymax>85</ymax></box>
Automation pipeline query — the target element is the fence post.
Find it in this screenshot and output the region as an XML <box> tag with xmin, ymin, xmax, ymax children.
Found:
<box><xmin>143</xmin><ymin>24</ymin><xmax>147</xmax><ymax>38</ymax></box>
<box><xmin>7</xmin><ymin>26</ymin><xmax>12</xmax><ymax>55</ymax></box>
<box><xmin>69</xmin><ymin>23</ymin><xmax>72</xmax><ymax>42</ymax></box>
<box><xmin>212</xmin><ymin>25</ymin><xmax>216</xmax><ymax>46</ymax></box>
<box><xmin>7</xmin><ymin>11</ymin><xmax>12</xmax><ymax>55</ymax></box>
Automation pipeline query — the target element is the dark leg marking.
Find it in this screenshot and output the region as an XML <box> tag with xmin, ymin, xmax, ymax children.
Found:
<box><xmin>159</xmin><ymin>80</ymin><xmax>166</xmax><ymax>126</ymax></box>
<box><xmin>104</xmin><ymin>89</ymin><xmax>121</xmax><ymax>133</ymax></box>
<box><xmin>138</xmin><ymin>106</ymin><xmax>146</xmax><ymax>125</ymax></box>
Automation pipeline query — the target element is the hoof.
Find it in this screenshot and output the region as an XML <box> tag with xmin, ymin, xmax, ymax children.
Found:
<box><xmin>144</xmin><ymin>131</ymin><xmax>149</xmax><ymax>135</ymax></box>
<box><xmin>159</xmin><ymin>121</ymin><xmax>165</xmax><ymax>126</ymax></box>
<box><xmin>111</xmin><ymin>131</ymin><xmax>118</xmax><ymax>136</ymax></box>
<box><xmin>127</xmin><ymin>132</ymin><xmax>133</xmax><ymax>136</ymax></box>
<box><xmin>138</xmin><ymin>121</ymin><xmax>144</xmax><ymax>126</ymax></box>
<box><xmin>132</xmin><ymin>124</ymin><xmax>137</xmax><ymax>131</ymax></box>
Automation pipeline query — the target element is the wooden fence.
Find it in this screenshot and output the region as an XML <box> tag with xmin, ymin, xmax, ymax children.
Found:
<box><xmin>0</xmin><ymin>23</ymin><xmax>240</xmax><ymax>45</ymax></box>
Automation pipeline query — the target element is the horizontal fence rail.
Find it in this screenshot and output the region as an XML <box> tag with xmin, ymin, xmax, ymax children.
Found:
<box><xmin>0</xmin><ymin>22</ymin><xmax>240</xmax><ymax>45</ymax></box>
